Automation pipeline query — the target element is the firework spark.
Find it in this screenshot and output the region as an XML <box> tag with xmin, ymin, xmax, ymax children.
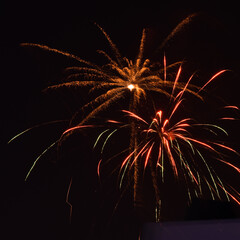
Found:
<box><xmin>119</xmin><ymin>102</ymin><xmax>240</xmax><ymax>207</ymax></box>
<box><xmin>14</xmin><ymin>17</ymin><xmax>239</xmax><ymax>224</ymax></box>
<box><xmin>95</xmin><ymin>93</ymin><xmax>240</xmax><ymax>220</ymax></box>
<box><xmin>21</xmin><ymin>23</ymin><xmax>205</xmax><ymax>128</ymax></box>
<box><xmin>20</xmin><ymin>24</ymin><xmax>207</xmax><ymax>210</ymax></box>
<box><xmin>19</xmin><ymin>21</ymin><xmax>227</xmax><ymax>186</ymax></box>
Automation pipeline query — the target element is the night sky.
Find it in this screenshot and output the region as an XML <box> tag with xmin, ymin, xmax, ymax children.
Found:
<box><xmin>1</xmin><ymin>1</ymin><xmax>240</xmax><ymax>239</ymax></box>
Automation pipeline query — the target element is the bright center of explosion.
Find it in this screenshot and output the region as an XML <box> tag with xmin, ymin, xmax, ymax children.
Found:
<box><xmin>128</xmin><ymin>84</ymin><xmax>135</xmax><ymax>91</ymax></box>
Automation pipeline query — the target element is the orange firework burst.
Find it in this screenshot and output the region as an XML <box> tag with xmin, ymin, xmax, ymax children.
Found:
<box><xmin>14</xmin><ymin>18</ymin><xmax>207</xmax><ymax>195</ymax></box>
<box><xmin>10</xmin><ymin>15</ymin><xmax>239</xmax><ymax>224</ymax></box>
<box><xmin>20</xmin><ymin>22</ymin><xmax>229</xmax><ymax>211</ymax></box>
<box><xmin>21</xmin><ymin>23</ymin><xmax>204</xmax><ymax>127</ymax></box>
<box><xmin>95</xmin><ymin>94</ymin><xmax>240</xmax><ymax>221</ymax></box>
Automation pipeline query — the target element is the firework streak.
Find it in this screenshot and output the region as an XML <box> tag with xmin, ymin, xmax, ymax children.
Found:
<box><xmin>95</xmin><ymin>98</ymin><xmax>239</xmax><ymax>221</ymax></box>
<box><xmin>16</xmin><ymin>20</ymin><xmax>240</xmax><ymax>221</ymax></box>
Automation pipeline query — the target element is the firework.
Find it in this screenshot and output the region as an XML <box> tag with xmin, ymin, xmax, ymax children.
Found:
<box><xmin>20</xmin><ymin>21</ymin><xmax>207</xmax><ymax>211</ymax></box>
<box><xmin>21</xmin><ymin>23</ymin><xmax>205</xmax><ymax>127</ymax></box>
<box><xmin>12</xmin><ymin>15</ymin><xmax>239</xmax><ymax>225</ymax></box>
<box><xmin>95</xmin><ymin>93</ymin><xmax>239</xmax><ymax>221</ymax></box>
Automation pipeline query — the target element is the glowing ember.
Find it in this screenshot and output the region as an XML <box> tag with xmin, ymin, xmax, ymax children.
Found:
<box><xmin>128</xmin><ymin>84</ymin><xmax>135</xmax><ymax>91</ymax></box>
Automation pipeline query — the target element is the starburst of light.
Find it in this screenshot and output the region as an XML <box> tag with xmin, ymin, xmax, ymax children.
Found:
<box><xmin>128</xmin><ymin>84</ymin><xmax>135</xmax><ymax>91</ymax></box>
<box><xmin>10</xmin><ymin>15</ymin><xmax>239</xmax><ymax>224</ymax></box>
<box><xmin>95</xmin><ymin>96</ymin><xmax>240</xmax><ymax>216</ymax></box>
<box><xmin>21</xmin><ymin>23</ymin><xmax>206</xmax><ymax>128</ymax></box>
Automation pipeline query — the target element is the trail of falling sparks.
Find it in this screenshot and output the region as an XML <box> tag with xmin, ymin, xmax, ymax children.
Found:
<box><xmin>96</xmin><ymin>95</ymin><xmax>240</xmax><ymax>207</ymax></box>
<box><xmin>25</xmin><ymin>141</ymin><xmax>58</xmax><ymax>181</ymax></box>
<box><xmin>198</xmin><ymin>70</ymin><xmax>228</xmax><ymax>93</ymax></box>
<box><xmin>66</xmin><ymin>177</ymin><xmax>73</xmax><ymax>223</ymax></box>
<box><xmin>16</xmin><ymin>19</ymin><xmax>239</xmax><ymax>223</ymax></box>
<box><xmin>18</xmin><ymin>23</ymin><xmax>228</xmax><ymax>181</ymax></box>
<box><xmin>118</xmin><ymin>100</ymin><xmax>240</xmax><ymax>205</ymax></box>
<box><xmin>21</xmin><ymin>23</ymin><xmax>207</xmax><ymax>128</ymax></box>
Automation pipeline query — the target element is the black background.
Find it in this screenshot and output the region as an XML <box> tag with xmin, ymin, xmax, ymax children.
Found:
<box><xmin>1</xmin><ymin>0</ymin><xmax>240</xmax><ymax>239</ymax></box>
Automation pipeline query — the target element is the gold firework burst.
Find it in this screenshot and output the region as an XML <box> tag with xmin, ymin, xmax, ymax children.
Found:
<box><xmin>21</xmin><ymin>23</ymin><xmax>203</xmax><ymax>127</ymax></box>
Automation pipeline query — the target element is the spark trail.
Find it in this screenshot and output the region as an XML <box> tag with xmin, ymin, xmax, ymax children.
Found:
<box><xmin>16</xmin><ymin>16</ymin><xmax>238</xmax><ymax>221</ymax></box>
<box><xmin>95</xmin><ymin>93</ymin><xmax>239</xmax><ymax>221</ymax></box>
<box><xmin>21</xmin><ymin>23</ymin><xmax>204</xmax><ymax>128</ymax></box>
